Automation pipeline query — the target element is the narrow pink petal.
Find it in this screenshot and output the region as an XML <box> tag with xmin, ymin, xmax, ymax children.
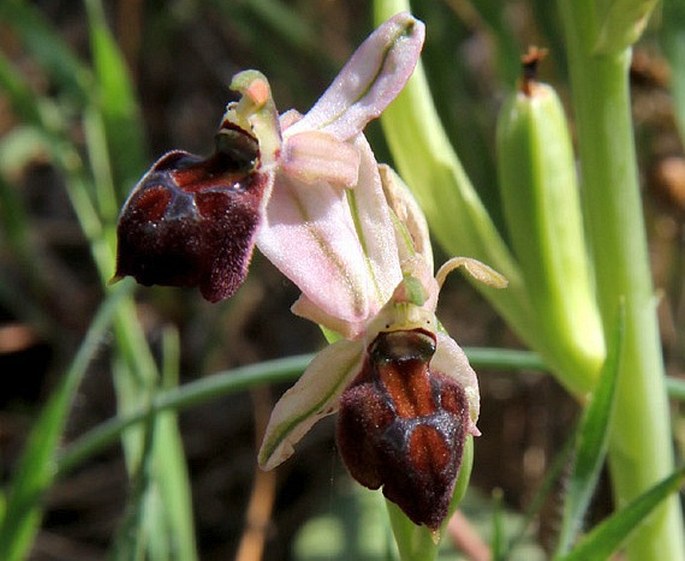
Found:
<box><xmin>347</xmin><ymin>135</ymin><xmax>403</xmax><ymax>308</ymax></box>
<box><xmin>285</xmin><ymin>12</ymin><xmax>425</xmax><ymax>141</ymax></box>
<box><xmin>258</xmin><ymin>339</ymin><xmax>364</xmax><ymax>470</ymax></box>
<box><xmin>432</xmin><ymin>332</ymin><xmax>480</xmax><ymax>432</ymax></box>
<box><xmin>378</xmin><ymin>164</ymin><xmax>434</xmax><ymax>273</ymax></box>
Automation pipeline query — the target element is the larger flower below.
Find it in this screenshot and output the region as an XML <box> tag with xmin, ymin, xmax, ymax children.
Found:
<box><xmin>258</xmin><ymin>168</ymin><xmax>508</xmax><ymax>530</ymax></box>
<box><xmin>259</xmin><ymin>252</ymin><xmax>506</xmax><ymax>529</ymax></box>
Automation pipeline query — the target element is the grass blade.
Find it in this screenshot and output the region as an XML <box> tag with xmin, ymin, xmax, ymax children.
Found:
<box><xmin>0</xmin><ymin>1</ymin><xmax>92</xmax><ymax>104</ymax></box>
<box><xmin>556</xmin><ymin>465</ymin><xmax>685</xmax><ymax>561</ymax></box>
<box><xmin>0</xmin><ymin>281</ymin><xmax>133</xmax><ymax>561</ymax></box>
<box><xmin>152</xmin><ymin>326</ymin><xmax>198</xmax><ymax>560</ymax></box>
<box><xmin>56</xmin><ymin>348</ymin><xmax>545</xmax><ymax>476</ymax></box>
<box><xmin>555</xmin><ymin>304</ymin><xmax>625</xmax><ymax>555</ymax></box>
<box><xmin>83</xmin><ymin>0</ymin><xmax>147</xmax><ymax>196</ymax></box>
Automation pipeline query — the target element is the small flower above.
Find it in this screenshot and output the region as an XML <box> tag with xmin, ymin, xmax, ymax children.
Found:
<box><xmin>114</xmin><ymin>13</ymin><xmax>425</xmax><ymax>307</ymax></box>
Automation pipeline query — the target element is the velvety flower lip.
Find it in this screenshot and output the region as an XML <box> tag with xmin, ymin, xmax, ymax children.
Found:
<box><xmin>114</xmin><ymin>136</ymin><xmax>268</xmax><ymax>303</ymax></box>
<box><xmin>114</xmin><ymin>71</ymin><xmax>280</xmax><ymax>302</ymax></box>
<box><xmin>258</xmin><ymin>252</ymin><xmax>506</xmax><ymax>529</ymax></box>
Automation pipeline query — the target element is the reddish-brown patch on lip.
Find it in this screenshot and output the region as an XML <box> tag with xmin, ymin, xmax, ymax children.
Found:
<box><xmin>371</xmin><ymin>329</ymin><xmax>436</xmax><ymax>419</ymax></box>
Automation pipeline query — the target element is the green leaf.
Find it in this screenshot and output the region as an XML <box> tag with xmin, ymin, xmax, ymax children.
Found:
<box><xmin>0</xmin><ymin>1</ymin><xmax>92</xmax><ymax>104</ymax></box>
<box><xmin>109</xmin><ymin>390</ymin><xmax>157</xmax><ymax>561</ymax></box>
<box><xmin>0</xmin><ymin>52</ymin><xmax>43</xmax><ymax>126</ymax></box>
<box><xmin>557</xmin><ymin>465</ymin><xmax>685</xmax><ymax>561</ymax></box>
<box><xmin>555</xmin><ymin>303</ymin><xmax>625</xmax><ymax>555</ymax></box>
<box><xmin>491</xmin><ymin>489</ymin><xmax>506</xmax><ymax>561</ymax></box>
<box><xmin>56</xmin><ymin>348</ymin><xmax>545</xmax><ymax>476</ymax></box>
<box><xmin>83</xmin><ymin>0</ymin><xmax>147</xmax><ymax>196</ymax></box>
<box><xmin>0</xmin><ymin>281</ymin><xmax>132</xmax><ymax>561</ymax></box>
<box><xmin>152</xmin><ymin>326</ymin><xmax>198</xmax><ymax>561</ymax></box>
<box><xmin>594</xmin><ymin>0</ymin><xmax>660</xmax><ymax>54</ymax></box>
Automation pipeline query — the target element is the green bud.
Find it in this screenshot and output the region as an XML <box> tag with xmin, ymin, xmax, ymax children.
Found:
<box><xmin>496</xmin><ymin>50</ymin><xmax>605</xmax><ymax>393</ymax></box>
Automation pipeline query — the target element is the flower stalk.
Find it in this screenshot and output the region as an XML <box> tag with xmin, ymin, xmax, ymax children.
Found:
<box><xmin>557</xmin><ymin>2</ymin><xmax>684</xmax><ymax>560</ymax></box>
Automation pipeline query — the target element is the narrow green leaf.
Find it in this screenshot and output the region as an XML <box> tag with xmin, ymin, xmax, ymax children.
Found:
<box><xmin>0</xmin><ymin>281</ymin><xmax>132</xmax><ymax>561</ymax></box>
<box><xmin>557</xmin><ymin>465</ymin><xmax>685</xmax><ymax>561</ymax></box>
<box><xmin>491</xmin><ymin>489</ymin><xmax>506</xmax><ymax>561</ymax></box>
<box><xmin>555</xmin><ymin>304</ymin><xmax>625</xmax><ymax>555</ymax></box>
<box><xmin>667</xmin><ymin>376</ymin><xmax>685</xmax><ymax>401</ymax></box>
<box><xmin>0</xmin><ymin>52</ymin><xmax>43</xmax><ymax>126</ymax></box>
<box><xmin>56</xmin><ymin>348</ymin><xmax>544</xmax><ymax>477</ymax></box>
<box><xmin>109</xmin><ymin>395</ymin><xmax>158</xmax><ymax>561</ymax></box>
<box><xmin>153</xmin><ymin>327</ymin><xmax>198</xmax><ymax>561</ymax></box>
<box><xmin>0</xmin><ymin>1</ymin><xmax>92</xmax><ymax>104</ymax></box>
<box><xmin>83</xmin><ymin>0</ymin><xmax>147</xmax><ymax>195</ymax></box>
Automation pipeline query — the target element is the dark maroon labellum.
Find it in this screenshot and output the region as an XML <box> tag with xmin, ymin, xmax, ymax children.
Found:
<box><xmin>336</xmin><ymin>329</ymin><xmax>469</xmax><ymax>529</ymax></box>
<box><xmin>115</xmin><ymin>124</ymin><xmax>269</xmax><ymax>302</ymax></box>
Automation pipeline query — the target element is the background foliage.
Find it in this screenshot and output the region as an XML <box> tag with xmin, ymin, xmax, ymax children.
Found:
<box><xmin>0</xmin><ymin>1</ymin><xmax>684</xmax><ymax>560</ymax></box>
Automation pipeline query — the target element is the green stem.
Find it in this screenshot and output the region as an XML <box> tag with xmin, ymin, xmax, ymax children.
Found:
<box><xmin>558</xmin><ymin>3</ymin><xmax>685</xmax><ymax>560</ymax></box>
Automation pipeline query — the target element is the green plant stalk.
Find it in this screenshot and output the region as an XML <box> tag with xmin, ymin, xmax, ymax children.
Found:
<box><xmin>558</xmin><ymin>2</ymin><xmax>685</xmax><ymax>560</ymax></box>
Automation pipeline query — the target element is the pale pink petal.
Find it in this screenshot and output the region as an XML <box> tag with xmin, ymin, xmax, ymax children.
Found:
<box><xmin>291</xmin><ymin>294</ymin><xmax>366</xmax><ymax>340</ymax></box>
<box><xmin>258</xmin><ymin>340</ymin><xmax>365</xmax><ymax>470</ymax></box>
<box><xmin>256</xmin><ymin>172</ymin><xmax>372</xmax><ymax>324</ymax></box>
<box><xmin>432</xmin><ymin>332</ymin><xmax>480</xmax><ymax>435</ymax></box>
<box><xmin>285</xmin><ymin>12</ymin><xmax>425</xmax><ymax>141</ymax></box>
<box><xmin>281</xmin><ymin>130</ymin><xmax>360</xmax><ymax>188</ymax></box>
<box><xmin>378</xmin><ymin>164</ymin><xmax>433</xmax><ymax>272</ymax></box>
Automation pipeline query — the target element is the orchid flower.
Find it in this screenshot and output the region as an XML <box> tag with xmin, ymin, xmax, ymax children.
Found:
<box><xmin>258</xmin><ymin>165</ymin><xmax>507</xmax><ymax>529</ymax></box>
<box><xmin>114</xmin><ymin>11</ymin><xmax>508</xmax><ymax>531</ymax></box>
<box><xmin>115</xmin><ymin>12</ymin><xmax>424</xmax><ymax>311</ymax></box>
